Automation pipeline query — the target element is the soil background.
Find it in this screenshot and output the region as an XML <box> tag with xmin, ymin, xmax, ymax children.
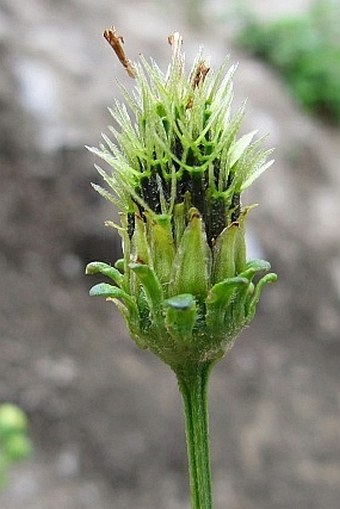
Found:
<box><xmin>1</xmin><ymin>1</ymin><xmax>340</xmax><ymax>508</ymax></box>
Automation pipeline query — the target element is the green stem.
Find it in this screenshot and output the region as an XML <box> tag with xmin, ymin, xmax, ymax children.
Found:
<box><xmin>177</xmin><ymin>362</ymin><xmax>213</xmax><ymax>509</ymax></box>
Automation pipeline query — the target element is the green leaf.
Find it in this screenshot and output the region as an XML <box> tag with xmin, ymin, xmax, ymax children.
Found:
<box><xmin>3</xmin><ymin>434</ymin><xmax>32</xmax><ymax>461</ymax></box>
<box><xmin>129</xmin><ymin>263</ymin><xmax>164</xmax><ymax>328</ymax></box>
<box><xmin>246</xmin><ymin>272</ymin><xmax>278</xmax><ymax>322</ymax></box>
<box><xmin>89</xmin><ymin>283</ymin><xmax>138</xmax><ymax>319</ymax></box>
<box><xmin>239</xmin><ymin>259</ymin><xmax>271</xmax><ymax>281</ymax></box>
<box><xmin>206</xmin><ymin>277</ymin><xmax>248</xmax><ymax>330</ymax></box>
<box><xmin>0</xmin><ymin>404</ymin><xmax>28</xmax><ymax>436</ymax></box>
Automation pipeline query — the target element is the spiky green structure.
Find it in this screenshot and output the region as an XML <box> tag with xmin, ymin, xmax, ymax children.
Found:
<box><xmin>86</xmin><ymin>33</ymin><xmax>276</xmax><ymax>374</ymax></box>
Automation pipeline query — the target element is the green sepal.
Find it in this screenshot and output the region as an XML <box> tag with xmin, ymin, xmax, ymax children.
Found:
<box><xmin>169</xmin><ymin>208</ymin><xmax>211</xmax><ymax>299</ymax></box>
<box><xmin>206</xmin><ymin>277</ymin><xmax>248</xmax><ymax>330</ymax></box>
<box><xmin>164</xmin><ymin>294</ymin><xmax>197</xmax><ymax>345</ymax></box>
<box><xmin>234</xmin><ymin>259</ymin><xmax>273</xmax><ymax>326</ymax></box>
<box><xmin>129</xmin><ymin>263</ymin><xmax>164</xmax><ymax>328</ymax></box>
<box><xmin>85</xmin><ymin>261</ymin><xmax>124</xmax><ymax>287</ymax></box>
<box><xmin>239</xmin><ymin>259</ymin><xmax>271</xmax><ymax>282</ymax></box>
<box><xmin>223</xmin><ymin>267</ymin><xmax>257</xmax><ymax>329</ymax></box>
<box><xmin>145</xmin><ymin>213</ymin><xmax>175</xmax><ymax>285</ymax></box>
<box><xmin>119</xmin><ymin>213</ymin><xmax>132</xmax><ymax>292</ymax></box>
<box><xmin>88</xmin><ymin>283</ymin><xmax>138</xmax><ymax>320</ymax></box>
<box><xmin>212</xmin><ymin>224</ymin><xmax>238</xmax><ymax>284</ymax></box>
<box><xmin>89</xmin><ymin>282</ymin><xmax>122</xmax><ymax>298</ymax></box>
<box><xmin>234</xmin><ymin>206</ymin><xmax>254</xmax><ymax>273</ymax></box>
<box><xmin>246</xmin><ymin>272</ymin><xmax>278</xmax><ymax>322</ymax></box>
<box><xmin>131</xmin><ymin>215</ymin><xmax>151</xmax><ymax>266</ymax></box>
<box><xmin>234</xmin><ymin>223</ymin><xmax>247</xmax><ymax>274</ymax></box>
<box><xmin>114</xmin><ymin>258</ymin><xmax>125</xmax><ymax>273</ymax></box>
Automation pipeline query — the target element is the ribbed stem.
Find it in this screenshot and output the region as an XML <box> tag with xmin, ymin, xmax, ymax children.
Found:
<box><xmin>177</xmin><ymin>362</ymin><xmax>213</xmax><ymax>509</ymax></box>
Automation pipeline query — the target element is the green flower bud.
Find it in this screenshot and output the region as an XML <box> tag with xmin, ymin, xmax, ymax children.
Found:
<box><xmin>86</xmin><ymin>32</ymin><xmax>277</xmax><ymax>373</ymax></box>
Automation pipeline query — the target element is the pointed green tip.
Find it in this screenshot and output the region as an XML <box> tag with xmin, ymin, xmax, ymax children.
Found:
<box><xmin>266</xmin><ymin>272</ymin><xmax>278</xmax><ymax>283</ymax></box>
<box><xmin>85</xmin><ymin>261</ymin><xmax>124</xmax><ymax>287</ymax></box>
<box><xmin>85</xmin><ymin>262</ymin><xmax>97</xmax><ymax>275</ymax></box>
<box><xmin>245</xmin><ymin>259</ymin><xmax>271</xmax><ymax>273</ymax></box>
<box><xmin>89</xmin><ymin>283</ymin><xmax>117</xmax><ymax>297</ymax></box>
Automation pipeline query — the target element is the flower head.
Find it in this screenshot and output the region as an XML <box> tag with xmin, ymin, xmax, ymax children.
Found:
<box><xmin>86</xmin><ymin>30</ymin><xmax>277</xmax><ymax>373</ymax></box>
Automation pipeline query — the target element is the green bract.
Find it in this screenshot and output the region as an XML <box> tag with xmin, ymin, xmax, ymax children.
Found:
<box><xmin>86</xmin><ymin>33</ymin><xmax>277</xmax><ymax>374</ymax></box>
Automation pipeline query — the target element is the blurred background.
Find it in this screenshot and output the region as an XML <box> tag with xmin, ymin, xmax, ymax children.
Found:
<box><xmin>1</xmin><ymin>0</ymin><xmax>340</xmax><ymax>507</ymax></box>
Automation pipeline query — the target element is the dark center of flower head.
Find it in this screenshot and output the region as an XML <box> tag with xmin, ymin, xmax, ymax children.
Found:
<box><xmin>134</xmin><ymin>159</ymin><xmax>241</xmax><ymax>246</ymax></box>
<box><xmin>131</xmin><ymin>60</ymin><xmax>241</xmax><ymax>244</ymax></box>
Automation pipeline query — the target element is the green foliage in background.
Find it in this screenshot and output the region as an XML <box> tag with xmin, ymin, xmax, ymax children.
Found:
<box><xmin>237</xmin><ymin>1</ymin><xmax>340</xmax><ymax>123</ymax></box>
<box><xmin>0</xmin><ymin>404</ymin><xmax>32</xmax><ymax>487</ymax></box>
